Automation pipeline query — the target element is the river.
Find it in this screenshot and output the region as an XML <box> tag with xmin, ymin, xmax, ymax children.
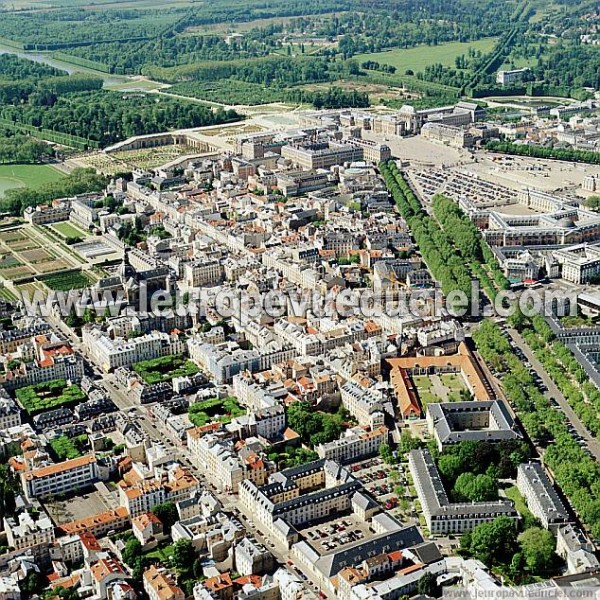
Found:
<box><xmin>0</xmin><ymin>43</ymin><xmax>138</xmax><ymax>88</ymax></box>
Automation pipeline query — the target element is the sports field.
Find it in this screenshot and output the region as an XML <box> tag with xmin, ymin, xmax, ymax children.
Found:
<box><xmin>355</xmin><ymin>38</ymin><xmax>498</xmax><ymax>74</ymax></box>
<box><xmin>0</xmin><ymin>164</ymin><xmax>64</xmax><ymax>197</ymax></box>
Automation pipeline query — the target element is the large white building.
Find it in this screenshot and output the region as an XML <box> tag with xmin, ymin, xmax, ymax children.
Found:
<box><xmin>316</xmin><ymin>426</ymin><xmax>388</xmax><ymax>463</ymax></box>
<box><xmin>21</xmin><ymin>454</ymin><xmax>99</xmax><ymax>500</ymax></box>
<box><xmin>0</xmin><ymin>393</ymin><xmax>20</xmax><ymax>430</ymax></box>
<box><xmin>553</xmin><ymin>243</ymin><xmax>600</xmax><ymax>284</ymax></box>
<box><xmin>187</xmin><ymin>430</ymin><xmax>274</xmax><ymax>493</ymax></box>
<box><xmin>516</xmin><ymin>462</ymin><xmax>571</xmax><ymax>531</ymax></box>
<box><xmin>4</xmin><ymin>510</ymin><xmax>55</xmax><ymax>551</ymax></box>
<box><xmin>340</xmin><ymin>381</ymin><xmax>393</xmax><ymax>428</ymax></box>
<box><xmin>82</xmin><ymin>328</ymin><xmax>185</xmax><ymax>372</ymax></box>
<box><xmin>183</xmin><ymin>259</ymin><xmax>223</xmax><ymax>287</ymax></box>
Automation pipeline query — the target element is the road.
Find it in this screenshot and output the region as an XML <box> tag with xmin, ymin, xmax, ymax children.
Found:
<box><xmin>507</xmin><ymin>326</ymin><xmax>600</xmax><ymax>461</ymax></box>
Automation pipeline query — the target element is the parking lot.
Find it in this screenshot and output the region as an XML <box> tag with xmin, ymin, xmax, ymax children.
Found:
<box><xmin>350</xmin><ymin>456</ymin><xmax>419</xmax><ymax>526</ymax></box>
<box><xmin>301</xmin><ymin>515</ymin><xmax>371</xmax><ymax>553</ymax></box>
<box><xmin>44</xmin><ymin>486</ymin><xmax>117</xmax><ymax>525</ymax></box>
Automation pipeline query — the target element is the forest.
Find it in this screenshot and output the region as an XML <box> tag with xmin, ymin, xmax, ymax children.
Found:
<box><xmin>0</xmin><ymin>91</ymin><xmax>240</xmax><ymax>147</ymax></box>
<box><xmin>0</xmin><ymin>131</ymin><xmax>54</xmax><ymax>164</ymax></box>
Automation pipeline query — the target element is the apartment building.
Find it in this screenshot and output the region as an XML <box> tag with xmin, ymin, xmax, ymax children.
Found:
<box><xmin>119</xmin><ymin>466</ymin><xmax>201</xmax><ymax>516</ymax></box>
<box><xmin>556</xmin><ymin>524</ymin><xmax>600</xmax><ymax>574</ymax></box>
<box><xmin>235</xmin><ymin>538</ymin><xmax>274</xmax><ymax>576</ymax></box>
<box><xmin>189</xmin><ymin>341</ymin><xmax>295</xmax><ymax>384</ymax></box>
<box><xmin>316</xmin><ymin>426</ymin><xmax>388</xmax><ymax>463</ymax></box>
<box><xmin>0</xmin><ymin>394</ymin><xmax>21</xmax><ymax>430</ymax></box>
<box><xmin>144</xmin><ymin>566</ymin><xmax>185</xmax><ymax>600</ymax></box>
<box><xmin>340</xmin><ymin>381</ymin><xmax>392</xmax><ymax>428</ymax></box>
<box><xmin>187</xmin><ymin>431</ymin><xmax>274</xmax><ymax>493</ymax></box>
<box><xmin>183</xmin><ymin>259</ymin><xmax>224</xmax><ymax>287</ymax></box>
<box><xmin>4</xmin><ymin>510</ymin><xmax>55</xmax><ymax>551</ymax></box>
<box><xmin>516</xmin><ymin>462</ymin><xmax>571</xmax><ymax>531</ymax></box>
<box><xmin>82</xmin><ymin>328</ymin><xmax>185</xmax><ymax>372</ymax></box>
<box><xmin>409</xmin><ymin>449</ymin><xmax>518</xmax><ymax>535</ymax></box>
<box><xmin>171</xmin><ymin>512</ymin><xmax>244</xmax><ymax>560</ymax></box>
<box><xmin>21</xmin><ymin>454</ymin><xmax>99</xmax><ymax>500</ymax></box>
<box><xmin>232</xmin><ymin>373</ymin><xmax>286</xmax><ymax>411</ymax></box>
<box><xmin>228</xmin><ymin>405</ymin><xmax>287</xmax><ymax>441</ymax></box>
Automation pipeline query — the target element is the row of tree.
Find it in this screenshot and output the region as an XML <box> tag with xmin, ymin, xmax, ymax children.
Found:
<box><xmin>473</xmin><ymin>319</ymin><xmax>600</xmax><ymax>540</ymax></box>
<box><xmin>484</xmin><ymin>140</ymin><xmax>600</xmax><ymax>166</ymax></box>
<box><xmin>380</xmin><ymin>161</ymin><xmax>475</xmax><ymax>301</ymax></box>
<box><xmin>432</xmin><ymin>194</ymin><xmax>510</xmax><ymax>298</ymax></box>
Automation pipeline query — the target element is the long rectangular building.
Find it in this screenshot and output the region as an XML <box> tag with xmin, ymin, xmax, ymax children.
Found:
<box><xmin>517</xmin><ymin>462</ymin><xmax>571</xmax><ymax>531</ymax></box>
<box><xmin>409</xmin><ymin>449</ymin><xmax>518</xmax><ymax>535</ymax></box>
<box><xmin>22</xmin><ymin>454</ymin><xmax>99</xmax><ymax>500</ymax></box>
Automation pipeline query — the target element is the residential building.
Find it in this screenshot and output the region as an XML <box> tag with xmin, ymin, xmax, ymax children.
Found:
<box><xmin>315</xmin><ymin>426</ymin><xmax>388</xmax><ymax>463</ymax></box>
<box><xmin>144</xmin><ymin>566</ymin><xmax>184</xmax><ymax>600</ymax></box>
<box><xmin>516</xmin><ymin>462</ymin><xmax>572</xmax><ymax>531</ymax></box>
<box><xmin>4</xmin><ymin>510</ymin><xmax>55</xmax><ymax>551</ymax></box>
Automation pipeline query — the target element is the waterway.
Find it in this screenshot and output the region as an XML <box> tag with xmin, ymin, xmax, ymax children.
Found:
<box><xmin>0</xmin><ymin>43</ymin><xmax>137</xmax><ymax>88</ymax></box>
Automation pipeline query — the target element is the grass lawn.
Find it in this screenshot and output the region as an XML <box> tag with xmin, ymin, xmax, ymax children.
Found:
<box><xmin>132</xmin><ymin>354</ymin><xmax>199</xmax><ymax>385</ymax></box>
<box><xmin>189</xmin><ymin>396</ymin><xmax>246</xmax><ymax>427</ymax></box>
<box><xmin>16</xmin><ymin>379</ymin><xmax>86</xmax><ymax>416</ymax></box>
<box><xmin>413</xmin><ymin>375</ymin><xmax>433</xmax><ymax>391</ymax></box>
<box><xmin>143</xmin><ymin>543</ymin><xmax>175</xmax><ymax>566</ymax></box>
<box><xmin>503</xmin><ymin>485</ymin><xmax>535</xmax><ymax>522</ymax></box>
<box><xmin>355</xmin><ymin>38</ymin><xmax>498</xmax><ymax>75</ymax></box>
<box><xmin>51</xmin><ymin>221</ymin><xmax>90</xmax><ymax>239</ymax></box>
<box><xmin>418</xmin><ymin>390</ymin><xmax>440</xmax><ymax>412</ymax></box>
<box><xmin>439</xmin><ymin>373</ymin><xmax>466</xmax><ymax>392</ymax></box>
<box><xmin>0</xmin><ymin>164</ymin><xmax>64</xmax><ymax>198</ymax></box>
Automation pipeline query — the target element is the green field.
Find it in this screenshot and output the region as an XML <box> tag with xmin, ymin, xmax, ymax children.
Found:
<box><xmin>355</xmin><ymin>38</ymin><xmax>499</xmax><ymax>75</ymax></box>
<box><xmin>40</xmin><ymin>271</ymin><xmax>94</xmax><ymax>290</ymax></box>
<box><xmin>51</xmin><ymin>221</ymin><xmax>90</xmax><ymax>239</ymax></box>
<box><xmin>0</xmin><ymin>164</ymin><xmax>64</xmax><ymax>198</ymax></box>
<box><xmin>503</xmin><ymin>485</ymin><xmax>536</xmax><ymax>523</ymax></box>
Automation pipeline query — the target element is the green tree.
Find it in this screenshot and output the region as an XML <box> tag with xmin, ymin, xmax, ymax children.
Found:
<box><xmin>453</xmin><ymin>472</ymin><xmax>498</xmax><ymax>502</ymax></box>
<box><xmin>466</xmin><ymin>517</ymin><xmax>518</xmax><ymax>565</ymax></box>
<box><xmin>518</xmin><ymin>527</ymin><xmax>556</xmax><ymax>574</ymax></box>
<box><xmin>0</xmin><ymin>464</ymin><xmax>20</xmax><ymax>520</ymax></box>
<box><xmin>172</xmin><ymin>539</ymin><xmax>196</xmax><ymax>572</ymax></box>
<box><xmin>379</xmin><ymin>442</ymin><xmax>395</xmax><ymax>464</ymax></box>
<box><xmin>152</xmin><ymin>502</ymin><xmax>178</xmax><ymax>530</ymax></box>
<box><xmin>584</xmin><ymin>196</ymin><xmax>600</xmax><ymax>211</ymax></box>
<box><xmin>416</xmin><ymin>571</ymin><xmax>439</xmax><ymax>597</ymax></box>
<box><xmin>122</xmin><ymin>538</ymin><xmax>142</xmax><ymax>567</ymax></box>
